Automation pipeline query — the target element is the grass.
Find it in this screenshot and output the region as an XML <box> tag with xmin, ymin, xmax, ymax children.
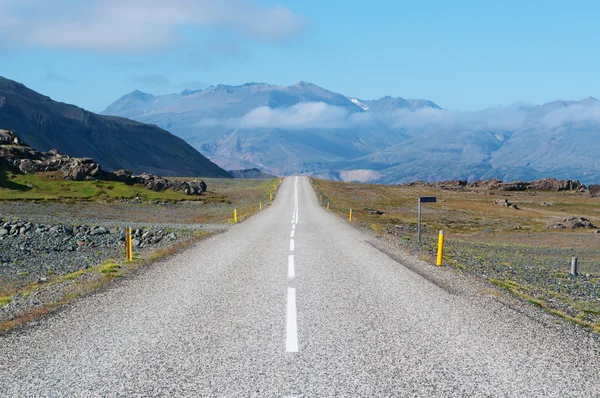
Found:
<box><xmin>0</xmin><ymin>169</ymin><xmax>281</xmax><ymax>226</ymax></box>
<box><xmin>312</xmin><ymin>177</ymin><xmax>600</xmax><ymax>333</ymax></box>
<box><xmin>0</xmin><ymin>168</ymin><xmax>240</xmax><ymax>202</ymax></box>
<box><xmin>0</xmin><ymin>295</ymin><xmax>11</xmax><ymax>307</ymax></box>
<box><xmin>98</xmin><ymin>260</ymin><xmax>121</xmax><ymax>275</ymax></box>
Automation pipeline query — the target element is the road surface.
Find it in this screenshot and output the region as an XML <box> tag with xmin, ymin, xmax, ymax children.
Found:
<box><xmin>1</xmin><ymin>176</ymin><xmax>599</xmax><ymax>397</ymax></box>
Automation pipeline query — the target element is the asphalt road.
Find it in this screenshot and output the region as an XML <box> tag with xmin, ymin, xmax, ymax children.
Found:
<box><xmin>1</xmin><ymin>176</ymin><xmax>599</xmax><ymax>397</ymax></box>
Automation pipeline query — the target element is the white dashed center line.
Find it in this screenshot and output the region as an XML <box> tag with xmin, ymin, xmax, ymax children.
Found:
<box><xmin>289</xmin><ymin>239</ymin><xmax>295</xmax><ymax>251</ymax></box>
<box><xmin>286</xmin><ymin>287</ymin><xmax>298</xmax><ymax>352</ymax></box>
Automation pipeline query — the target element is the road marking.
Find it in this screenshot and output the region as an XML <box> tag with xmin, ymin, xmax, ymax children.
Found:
<box><xmin>290</xmin><ymin>230</ymin><xmax>295</xmax><ymax>238</ymax></box>
<box><xmin>286</xmin><ymin>287</ymin><xmax>298</xmax><ymax>352</ymax></box>
<box><xmin>288</xmin><ymin>255</ymin><xmax>295</xmax><ymax>278</ymax></box>
<box><xmin>290</xmin><ymin>239</ymin><xmax>295</xmax><ymax>251</ymax></box>
<box><xmin>292</xmin><ymin>224</ymin><xmax>295</xmax><ymax>230</ymax></box>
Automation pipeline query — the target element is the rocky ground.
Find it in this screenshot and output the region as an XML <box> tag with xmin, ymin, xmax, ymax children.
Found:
<box><xmin>0</xmin><ymin>216</ymin><xmax>188</xmax><ymax>283</ymax></box>
<box><xmin>0</xmin><ymin>200</ymin><xmax>233</xmax><ymax>288</ymax></box>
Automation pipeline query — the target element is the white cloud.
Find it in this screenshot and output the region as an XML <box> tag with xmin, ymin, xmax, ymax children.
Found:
<box><xmin>196</xmin><ymin>100</ymin><xmax>600</xmax><ymax>132</ymax></box>
<box><xmin>199</xmin><ymin>102</ymin><xmax>351</xmax><ymax>130</ymax></box>
<box><xmin>0</xmin><ymin>0</ymin><xmax>305</xmax><ymax>52</ymax></box>
<box><xmin>540</xmin><ymin>104</ymin><xmax>600</xmax><ymax>127</ymax></box>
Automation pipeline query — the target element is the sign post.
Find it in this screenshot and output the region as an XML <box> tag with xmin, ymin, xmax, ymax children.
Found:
<box><xmin>418</xmin><ymin>196</ymin><xmax>436</xmax><ymax>243</ymax></box>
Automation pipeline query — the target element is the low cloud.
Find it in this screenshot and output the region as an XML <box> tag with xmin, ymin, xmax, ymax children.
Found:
<box><xmin>540</xmin><ymin>104</ymin><xmax>600</xmax><ymax>127</ymax></box>
<box><xmin>196</xmin><ymin>100</ymin><xmax>600</xmax><ymax>132</ymax></box>
<box><xmin>0</xmin><ymin>0</ymin><xmax>305</xmax><ymax>52</ymax></box>
<box><xmin>199</xmin><ymin>102</ymin><xmax>351</xmax><ymax>130</ymax></box>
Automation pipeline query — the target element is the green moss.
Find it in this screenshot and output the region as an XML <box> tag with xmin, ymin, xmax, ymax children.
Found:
<box><xmin>0</xmin><ymin>295</ymin><xmax>11</xmax><ymax>307</ymax></box>
<box><xmin>99</xmin><ymin>260</ymin><xmax>121</xmax><ymax>275</ymax></box>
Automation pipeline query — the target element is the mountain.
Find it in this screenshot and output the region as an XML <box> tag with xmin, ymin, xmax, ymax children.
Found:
<box><xmin>102</xmin><ymin>82</ymin><xmax>433</xmax><ymax>175</ymax></box>
<box><xmin>104</xmin><ymin>82</ymin><xmax>363</xmax><ymax>120</ymax></box>
<box><xmin>102</xmin><ymin>81</ymin><xmax>600</xmax><ymax>185</ymax></box>
<box><xmin>0</xmin><ymin>77</ymin><xmax>230</xmax><ymax>178</ymax></box>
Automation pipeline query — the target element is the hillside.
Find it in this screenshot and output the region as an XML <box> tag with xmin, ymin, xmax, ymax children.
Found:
<box><xmin>0</xmin><ymin>77</ymin><xmax>231</xmax><ymax>178</ymax></box>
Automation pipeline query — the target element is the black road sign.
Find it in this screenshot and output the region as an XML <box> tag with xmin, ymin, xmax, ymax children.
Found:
<box><xmin>419</xmin><ymin>196</ymin><xmax>437</xmax><ymax>203</ymax></box>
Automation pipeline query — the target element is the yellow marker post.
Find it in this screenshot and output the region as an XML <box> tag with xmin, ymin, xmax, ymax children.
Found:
<box><xmin>259</xmin><ymin>202</ymin><xmax>262</xmax><ymax>211</ymax></box>
<box><xmin>349</xmin><ymin>209</ymin><xmax>353</xmax><ymax>222</ymax></box>
<box><xmin>436</xmin><ymin>230</ymin><xmax>445</xmax><ymax>266</ymax></box>
<box><xmin>270</xmin><ymin>193</ymin><xmax>273</xmax><ymax>201</ymax></box>
<box><xmin>126</xmin><ymin>227</ymin><xmax>133</xmax><ymax>262</ymax></box>
<box><xmin>327</xmin><ymin>201</ymin><xmax>330</xmax><ymax>211</ymax></box>
<box><xmin>319</xmin><ymin>195</ymin><xmax>322</xmax><ymax>202</ymax></box>
<box><xmin>234</xmin><ymin>209</ymin><xmax>238</xmax><ymax>223</ymax></box>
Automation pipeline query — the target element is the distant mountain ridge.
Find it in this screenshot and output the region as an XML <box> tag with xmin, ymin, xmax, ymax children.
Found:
<box><xmin>0</xmin><ymin>76</ymin><xmax>230</xmax><ymax>178</ymax></box>
<box><xmin>102</xmin><ymin>81</ymin><xmax>600</xmax><ymax>185</ymax></box>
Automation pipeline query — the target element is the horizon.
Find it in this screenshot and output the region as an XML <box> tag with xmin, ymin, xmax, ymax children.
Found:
<box><xmin>1</xmin><ymin>1</ymin><xmax>600</xmax><ymax>113</ymax></box>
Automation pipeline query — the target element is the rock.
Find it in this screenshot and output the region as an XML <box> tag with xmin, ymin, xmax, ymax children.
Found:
<box><xmin>49</xmin><ymin>225</ymin><xmax>62</xmax><ymax>233</ymax></box>
<box><xmin>1</xmin><ymin>130</ymin><xmax>207</xmax><ymax>195</ymax></box>
<box><xmin>76</xmin><ymin>240</ymin><xmax>86</xmax><ymax>246</ymax></box>
<box><xmin>132</xmin><ymin>239</ymin><xmax>141</xmax><ymax>247</ymax></box>
<box><xmin>90</xmin><ymin>227</ymin><xmax>109</xmax><ymax>235</ymax></box>
<box><xmin>402</xmin><ymin>177</ymin><xmax>586</xmax><ymax>192</ymax></box>
<box><xmin>0</xmin><ymin>228</ymin><xmax>8</xmax><ymax>237</ymax></box>
<box><xmin>493</xmin><ymin>199</ymin><xmax>518</xmax><ymax>209</ymax></box>
<box><xmin>0</xmin><ymin>129</ymin><xmax>26</xmax><ymax>146</ymax></box>
<box><xmin>167</xmin><ymin>232</ymin><xmax>177</xmax><ymax>241</ymax></box>
<box><xmin>589</xmin><ymin>185</ymin><xmax>600</xmax><ymax>197</ymax></box>
<box><xmin>112</xmin><ymin>169</ymin><xmax>134</xmax><ymax>184</ymax></box>
<box><xmin>529</xmin><ymin>178</ymin><xmax>585</xmax><ymax>191</ymax></box>
<box><xmin>547</xmin><ymin>217</ymin><xmax>597</xmax><ymax>229</ymax></box>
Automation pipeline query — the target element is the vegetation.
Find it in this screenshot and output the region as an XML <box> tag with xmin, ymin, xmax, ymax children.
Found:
<box><xmin>312</xmin><ymin>178</ymin><xmax>600</xmax><ymax>333</ymax></box>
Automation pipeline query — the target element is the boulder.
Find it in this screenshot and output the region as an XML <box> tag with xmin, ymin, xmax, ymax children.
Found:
<box><xmin>493</xmin><ymin>199</ymin><xmax>518</xmax><ymax>209</ymax></box>
<box><xmin>547</xmin><ymin>217</ymin><xmax>597</xmax><ymax>229</ymax></box>
<box><xmin>589</xmin><ymin>184</ymin><xmax>600</xmax><ymax>197</ymax></box>
<box><xmin>0</xmin><ymin>129</ymin><xmax>25</xmax><ymax>146</ymax></box>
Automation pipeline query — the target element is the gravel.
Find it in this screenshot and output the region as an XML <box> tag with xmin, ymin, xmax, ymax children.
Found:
<box><xmin>0</xmin><ymin>215</ymin><xmax>196</xmax><ymax>283</ymax></box>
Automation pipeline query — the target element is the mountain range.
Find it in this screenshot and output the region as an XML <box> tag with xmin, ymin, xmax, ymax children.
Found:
<box><xmin>0</xmin><ymin>77</ymin><xmax>230</xmax><ymax>178</ymax></box>
<box><xmin>101</xmin><ymin>81</ymin><xmax>600</xmax><ymax>184</ymax></box>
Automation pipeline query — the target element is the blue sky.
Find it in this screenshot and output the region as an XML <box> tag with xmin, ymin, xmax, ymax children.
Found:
<box><xmin>1</xmin><ymin>0</ymin><xmax>599</xmax><ymax>113</ymax></box>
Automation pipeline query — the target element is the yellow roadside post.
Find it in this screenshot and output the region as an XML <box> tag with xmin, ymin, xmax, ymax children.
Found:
<box><xmin>319</xmin><ymin>195</ymin><xmax>322</xmax><ymax>201</ymax></box>
<box><xmin>126</xmin><ymin>227</ymin><xmax>133</xmax><ymax>262</ymax></box>
<box><xmin>327</xmin><ymin>201</ymin><xmax>330</xmax><ymax>211</ymax></box>
<box><xmin>270</xmin><ymin>193</ymin><xmax>273</xmax><ymax>201</ymax></box>
<box><xmin>259</xmin><ymin>202</ymin><xmax>262</xmax><ymax>211</ymax></box>
<box><xmin>436</xmin><ymin>230</ymin><xmax>445</xmax><ymax>266</ymax></box>
<box><xmin>349</xmin><ymin>209</ymin><xmax>353</xmax><ymax>222</ymax></box>
<box><xmin>234</xmin><ymin>209</ymin><xmax>238</xmax><ymax>223</ymax></box>
<box><xmin>125</xmin><ymin>227</ymin><xmax>129</xmax><ymax>261</ymax></box>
